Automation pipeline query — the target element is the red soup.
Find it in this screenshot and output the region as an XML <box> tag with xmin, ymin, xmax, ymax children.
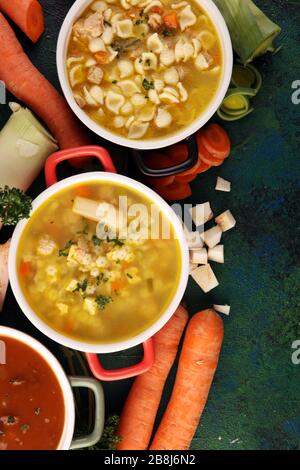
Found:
<box><xmin>0</xmin><ymin>336</ymin><xmax>65</xmax><ymax>450</ymax></box>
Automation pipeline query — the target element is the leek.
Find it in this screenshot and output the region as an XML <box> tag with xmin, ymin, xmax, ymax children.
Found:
<box><xmin>0</xmin><ymin>103</ymin><xmax>58</xmax><ymax>192</ymax></box>
<box><xmin>218</xmin><ymin>64</ymin><xmax>262</xmax><ymax>121</ymax></box>
<box><xmin>213</xmin><ymin>0</ymin><xmax>281</xmax><ymax>64</ymax></box>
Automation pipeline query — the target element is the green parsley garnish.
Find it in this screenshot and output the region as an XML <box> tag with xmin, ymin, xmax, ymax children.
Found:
<box><xmin>76</xmin><ymin>220</ymin><xmax>89</xmax><ymax>235</ymax></box>
<box><xmin>58</xmin><ymin>240</ymin><xmax>74</xmax><ymax>257</ymax></box>
<box><xmin>96</xmin><ymin>273</ymin><xmax>109</xmax><ymax>285</ymax></box>
<box><xmin>0</xmin><ymin>186</ymin><xmax>32</xmax><ymax>226</ymax></box>
<box><xmin>126</xmin><ymin>273</ymin><xmax>133</xmax><ymax>279</ymax></box>
<box><xmin>104</xmin><ymin>20</ymin><xmax>112</xmax><ymax>27</ymax></box>
<box><xmin>73</xmin><ymin>279</ymin><xmax>88</xmax><ymax>293</ymax></box>
<box><xmin>7</xmin><ymin>416</ymin><xmax>15</xmax><ymax>424</ymax></box>
<box><xmin>92</xmin><ymin>234</ymin><xmax>102</xmax><ymax>246</ymax></box>
<box><xmin>142</xmin><ymin>78</ymin><xmax>154</xmax><ymax>90</ymax></box>
<box><xmin>135</xmin><ymin>19</ymin><xmax>144</xmax><ymax>25</ymax></box>
<box><xmin>112</xmin><ymin>80</ymin><xmax>118</xmax><ymax>84</ymax></box>
<box><xmin>20</xmin><ymin>424</ymin><xmax>30</xmax><ymax>433</ymax></box>
<box><xmin>95</xmin><ymin>295</ymin><xmax>113</xmax><ymax>310</ymax></box>
<box><xmin>106</xmin><ymin>236</ymin><xmax>124</xmax><ymax>247</ymax></box>
<box><xmin>162</xmin><ymin>28</ymin><xmax>173</xmax><ymax>37</ymax></box>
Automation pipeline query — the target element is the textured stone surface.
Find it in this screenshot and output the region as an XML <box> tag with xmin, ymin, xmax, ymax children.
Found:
<box><xmin>0</xmin><ymin>0</ymin><xmax>299</xmax><ymax>450</ymax></box>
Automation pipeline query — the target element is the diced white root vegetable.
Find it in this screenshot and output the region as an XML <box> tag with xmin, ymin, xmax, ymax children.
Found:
<box><xmin>16</xmin><ymin>139</ymin><xmax>39</xmax><ymax>158</ymax></box>
<box><xmin>163</xmin><ymin>68</ymin><xmax>179</xmax><ymax>85</ymax></box>
<box><xmin>182</xmin><ymin>222</ymin><xmax>203</xmax><ymax>248</ymax></box>
<box><xmin>189</xmin><ymin>262</ymin><xmax>198</xmax><ymax>273</ymax></box>
<box><xmin>215</xmin><ymin>210</ymin><xmax>236</xmax><ymax>232</ymax></box>
<box><xmin>160</xmin><ymin>48</ymin><xmax>175</xmax><ymax>66</ymax></box>
<box><xmin>195</xmin><ymin>53</ymin><xmax>209</xmax><ymax>71</ymax></box>
<box><xmin>213</xmin><ymin>304</ymin><xmax>230</xmax><ymax>315</ymax></box>
<box><xmin>189</xmin><ymin>202</ymin><xmax>213</xmax><ymax>226</ymax></box>
<box><xmin>147</xmin><ymin>33</ymin><xmax>164</xmax><ymax>54</ymax></box>
<box><xmin>208</xmin><ymin>245</ymin><xmax>224</xmax><ymax>264</ymax></box>
<box><xmin>191</xmin><ymin>264</ymin><xmax>219</xmax><ymax>293</ymax></box>
<box><xmin>113</xmin><ymin>116</ymin><xmax>126</xmax><ymax>128</ymax></box>
<box><xmin>190</xmin><ymin>247</ymin><xmax>207</xmax><ymax>265</ymax></box>
<box><xmin>118</xmin><ymin>59</ymin><xmax>134</xmax><ymax>78</ymax></box>
<box><xmin>89</xmin><ymin>37</ymin><xmax>106</xmax><ymax>53</ymax></box>
<box><xmin>0</xmin><ymin>239</ymin><xmax>10</xmax><ymax>312</ymax></box>
<box><xmin>201</xmin><ymin>225</ymin><xmax>222</xmax><ymax>248</ymax></box>
<box><xmin>215</xmin><ymin>177</ymin><xmax>231</xmax><ymax>192</ymax></box>
<box><xmin>72</xmin><ymin>196</ymin><xmax>100</xmax><ymax>221</ymax></box>
<box><xmin>154</xmin><ymin>108</ymin><xmax>172</xmax><ymax>128</ymax></box>
<box><xmin>87</xmin><ymin>66</ymin><xmax>103</xmax><ymax>84</ymax></box>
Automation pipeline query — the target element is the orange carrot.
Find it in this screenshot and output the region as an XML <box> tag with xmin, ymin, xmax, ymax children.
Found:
<box><xmin>19</xmin><ymin>261</ymin><xmax>32</xmax><ymax>277</ymax></box>
<box><xmin>0</xmin><ymin>14</ymin><xmax>90</xmax><ymax>154</ymax></box>
<box><xmin>74</xmin><ymin>186</ymin><xmax>92</xmax><ymax>198</ymax></box>
<box><xmin>117</xmin><ymin>305</ymin><xmax>189</xmax><ymax>450</ymax></box>
<box><xmin>150</xmin><ymin>6</ymin><xmax>163</xmax><ymax>14</ymax></box>
<box><xmin>156</xmin><ymin>181</ymin><xmax>192</xmax><ymax>201</ymax></box>
<box><xmin>150</xmin><ymin>309</ymin><xmax>224</xmax><ymax>450</ymax></box>
<box><xmin>111</xmin><ymin>280</ymin><xmax>125</xmax><ymax>291</ymax></box>
<box><xmin>163</xmin><ymin>12</ymin><xmax>178</xmax><ymax>30</ymax></box>
<box><xmin>200</xmin><ymin>124</ymin><xmax>231</xmax><ymax>160</ymax></box>
<box><xmin>94</xmin><ymin>51</ymin><xmax>109</xmax><ymax>64</ymax></box>
<box><xmin>0</xmin><ymin>0</ymin><xmax>44</xmax><ymax>43</ymax></box>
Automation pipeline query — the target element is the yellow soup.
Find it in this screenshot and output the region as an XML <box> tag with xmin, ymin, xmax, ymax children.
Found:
<box><xmin>66</xmin><ymin>0</ymin><xmax>222</xmax><ymax>140</ymax></box>
<box><xmin>17</xmin><ymin>182</ymin><xmax>181</xmax><ymax>343</ymax></box>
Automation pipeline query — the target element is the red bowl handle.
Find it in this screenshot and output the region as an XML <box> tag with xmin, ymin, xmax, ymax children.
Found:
<box><xmin>45</xmin><ymin>145</ymin><xmax>154</xmax><ymax>381</ymax></box>
<box><xmin>45</xmin><ymin>145</ymin><xmax>117</xmax><ymax>186</ymax></box>
<box><xmin>85</xmin><ymin>339</ymin><xmax>154</xmax><ymax>381</ymax></box>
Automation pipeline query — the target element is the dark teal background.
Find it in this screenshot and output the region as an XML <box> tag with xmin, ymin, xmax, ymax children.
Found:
<box><xmin>0</xmin><ymin>0</ymin><xmax>299</xmax><ymax>450</ymax></box>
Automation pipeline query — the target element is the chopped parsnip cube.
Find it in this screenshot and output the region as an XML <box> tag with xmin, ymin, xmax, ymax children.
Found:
<box><xmin>215</xmin><ymin>177</ymin><xmax>231</xmax><ymax>192</ymax></box>
<box><xmin>190</xmin><ymin>247</ymin><xmax>207</xmax><ymax>265</ymax></box>
<box><xmin>201</xmin><ymin>225</ymin><xmax>222</xmax><ymax>248</ymax></box>
<box><xmin>213</xmin><ymin>304</ymin><xmax>230</xmax><ymax>315</ymax></box>
<box><xmin>189</xmin><ymin>202</ymin><xmax>213</xmax><ymax>226</ymax></box>
<box><xmin>215</xmin><ymin>210</ymin><xmax>236</xmax><ymax>232</ymax></box>
<box><xmin>208</xmin><ymin>245</ymin><xmax>224</xmax><ymax>264</ymax></box>
<box><xmin>191</xmin><ymin>264</ymin><xmax>219</xmax><ymax>293</ymax></box>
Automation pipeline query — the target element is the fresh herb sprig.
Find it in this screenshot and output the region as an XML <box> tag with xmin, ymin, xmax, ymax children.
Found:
<box><xmin>58</xmin><ymin>240</ymin><xmax>75</xmax><ymax>257</ymax></box>
<box><xmin>95</xmin><ymin>295</ymin><xmax>113</xmax><ymax>310</ymax></box>
<box><xmin>0</xmin><ymin>186</ymin><xmax>32</xmax><ymax>226</ymax></box>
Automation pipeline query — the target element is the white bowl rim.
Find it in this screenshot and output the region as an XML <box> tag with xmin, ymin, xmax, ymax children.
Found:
<box><xmin>56</xmin><ymin>0</ymin><xmax>233</xmax><ymax>150</ymax></box>
<box><xmin>0</xmin><ymin>326</ymin><xmax>75</xmax><ymax>450</ymax></box>
<box><xmin>8</xmin><ymin>172</ymin><xmax>189</xmax><ymax>354</ymax></box>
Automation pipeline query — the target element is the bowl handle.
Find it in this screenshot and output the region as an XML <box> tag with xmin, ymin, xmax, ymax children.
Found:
<box><xmin>45</xmin><ymin>146</ymin><xmax>155</xmax><ymax>381</ymax></box>
<box><xmin>45</xmin><ymin>145</ymin><xmax>117</xmax><ymax>186</ymax></box>
<box><xmin>85</xmin><ymin>339</ymin><xmax>154</xmax><ymax>381</ymax></box>
<box><xmin>68</xmin><ymin>376</ymin><xmax>105</xmax><ymax>450</ymax></box>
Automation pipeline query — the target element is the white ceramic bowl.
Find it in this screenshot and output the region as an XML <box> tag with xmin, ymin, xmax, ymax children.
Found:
<box><xmin>9</xmin><ymin>172</ymin><xmax>189</xmax><ymax>354</ymax></box>
<box><xmin>56</xmin><ymin>0</ymin><xmax>233</xmax><ymax>150</ymax></box>
<box><xmin>0</xmin><ymin>326</ymin><xmax>104</xmax><ymax>450</ymax></box>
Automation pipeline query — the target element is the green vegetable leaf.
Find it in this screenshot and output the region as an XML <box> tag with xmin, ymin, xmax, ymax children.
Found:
<box><xmin>0</xmin><ymin>186</ymin><xmax>32</xmax><ymax>226</ymax></box>
<box><xmin>142</xmin><ymin>78</ymin><xmax>154</xmax><ymax>91</ymax></box>
<box><xmin>97</xmin><ymin>415</ymin><xmax>122</xmax><ymax>450</ymax></box>
<box><xmin>95</xmin><ymin>295</ymin><xmax>113</xmax><ymax>310</ymax></box>
<box><xmin>73</xmin><ymin>279</ymin><xmax>88</xmax><ymax>294</ymax></box>
<box><xmin>106</xmin><ymin>236</ymin><xmax>124</xmax><ymax>247</ymax></box>
<box><xmin>58</xmin><ymin>240</ymin><xmax>75</xmax><ymax>257</ymax></box>
<box><xmin>92</xmin><ymin>234</ymin><xmax>102</xmax><ymax>246</ymax></box>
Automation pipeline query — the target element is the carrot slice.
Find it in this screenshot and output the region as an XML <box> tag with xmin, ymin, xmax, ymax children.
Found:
<box><xmin>74</xmin><ymin>186</ymin><xmax>92</xmax><ymax>198</ymax></box>
<box><xmin>150</xmin><ymin>309</ymin><xmax>224</xmax><ymax>450</ymax></box>
<box><xmin>147</xmin><ymin>175</ymin><xmax>175</xmax><ymax>188</ymax></box>
<box><xmin>149</xmin><ymin>5</ymin><xmax>163</xmax><ymax>14</ymax></box>
<box><xmin>94</xmin><ymin>51</ymin><xmax>109</xmax><ymax>64</ymax></box>
<box><xmin>197</xmin><ymin>161</ymin><xmax>211</xmax><ymax>173</ymax></box>
<box><xmin>175</xmin><ymin>173</ymin><xmax>197</xmax><ymax>183</ymax></box>
<box><xmin>165</xmin><ymin>144</ymin><xmax>188</xmax><ymax>164</ymax></box>
<box><xmin>20</xmin><ymin>261</ymin><xmax>32</xmax><ymax>277</ymax></box>
<box><xmin>163</xmin><ymin>12</ymin><xmax>178</xmax><ymax>29</ymax></box>
<box><xmin>200</xmin><ymin>123</ymin><xmax>231</xmax><ymax>160</ymax></box>
<box><xmin>155</xmin><ymin>181</ymin><xmax>192</xmax><ymax>201</ymax></box>
<box><xmin>0</xmin><ymin>14</ymin><xmax>90</xmax><ymax>159</ymax></box>
<box><xmin>117</xmin><ymin>305</ymin><xmax>189</xmax><ymax>450</ymax></box>
<box><xmin>197</xmin><ymin>134</ymin><xmax>223</xmax><ymax>167</ymax></box>
<box><xmin>0</xmin><ymin>0</ymin><xmax>44</xmax><ymax>43</ymax></box>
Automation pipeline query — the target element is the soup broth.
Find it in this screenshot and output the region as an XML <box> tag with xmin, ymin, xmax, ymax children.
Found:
<box><xmin>0</xmin><ymin>336</ymin><xmax>64</xmax><ymax>450</ymax></box>
<box><xmin>66</xmin><ymin>0</ymin><xmax>223</xmax><ymax>140</ymax></box>
<box><xmin>17</xmin><ymin>182</ymin><xmax>181</xmax><ymax>343</ymax></box>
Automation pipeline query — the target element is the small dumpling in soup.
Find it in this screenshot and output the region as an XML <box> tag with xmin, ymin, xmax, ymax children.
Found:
<box><xmin>66</xmin><ymin>0</ymin><xmax>222</xmax><ymax>140</ymax></box>
<box><xmin>17</xmin><ymin>182</ymin><xmax>182</xmax><ymax>344</ymax></box>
